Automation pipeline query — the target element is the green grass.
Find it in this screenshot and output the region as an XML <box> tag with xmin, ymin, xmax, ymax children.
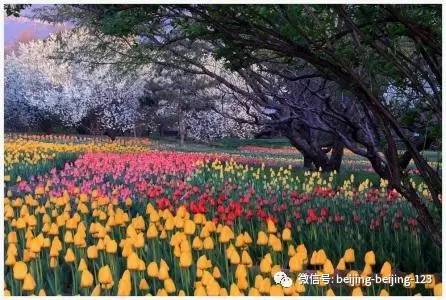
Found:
<box><xmin>150</xmin><ymin>137</ymin><xmax>440</xmax><ymax>190</ymax></box>
<box><xmin>211</xmin><ymin>137</ymin><xmax>292</xmax><ymax>149</ymax></box>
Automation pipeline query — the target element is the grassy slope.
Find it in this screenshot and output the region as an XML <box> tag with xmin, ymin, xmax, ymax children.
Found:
<box><xmin>150</xmin><ymin>137</ymin><xmax>440</xmax><ymax>187</ymax></box>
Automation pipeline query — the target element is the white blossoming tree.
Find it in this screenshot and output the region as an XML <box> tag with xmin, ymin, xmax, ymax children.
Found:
<box><xmin>5</xmin><ymin>28</ymin><xmax>146</xmax><ymax>134</ymax></box>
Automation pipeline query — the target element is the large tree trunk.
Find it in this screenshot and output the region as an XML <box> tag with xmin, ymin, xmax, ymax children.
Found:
<box><xmin>286</xmin><ymin>129</ymin><xmax>343</xmax><ymax>172</ymax></box>
<box><xmin>328</xmin><ymin>142</ymin><xmax>344</xmax><ymax>171</ymax></box>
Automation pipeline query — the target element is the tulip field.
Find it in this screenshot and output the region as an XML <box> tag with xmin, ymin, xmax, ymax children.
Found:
<box><xmin>4</xmin><ymin>134</ymin><xmax>442</xmax><ymax>296</ymax></box>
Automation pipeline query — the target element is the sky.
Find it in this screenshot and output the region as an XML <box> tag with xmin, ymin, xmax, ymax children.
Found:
<box><xmin>4</xmin><ymin>5</ymin><xmax>64</xmax><ymax>54</ymax></box>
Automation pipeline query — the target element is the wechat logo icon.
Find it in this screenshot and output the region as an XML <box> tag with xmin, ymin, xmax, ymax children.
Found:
<box><xmin>273</xmin><ymin>271</ymin><xmax>293</xmax><ymax>288</ymax></box>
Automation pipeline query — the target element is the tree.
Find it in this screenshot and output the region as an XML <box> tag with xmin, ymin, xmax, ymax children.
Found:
<box><xmin>4</xmin><ymin>4</ymin><xmax>30</xmax><ymax>17</ymax></box>
<box><xmin>33</xmin><ymin>4</ymin><xmax>442</xmax><ymax>246</ymax></box>
<box><xmin>5</xmin><ymin>55</ymin><xmax>60</xmax><ymax>132</ymax></box>
<box><xmin>5</xmin><ymin>28</ymin><xmax>147</xmax><ymax>135</ymax></box>
<box><xmin>180</xmin><ymin>4</ymin><xmax>442</xmax><ymax>246</ymax></box>
<box><xmin>141</xmin><ymin>52</ymin><xmax>259</xmax><ymax>144</ymax></box>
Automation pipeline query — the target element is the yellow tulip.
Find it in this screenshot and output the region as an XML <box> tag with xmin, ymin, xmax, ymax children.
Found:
<box><xmin>38</xmin><ymin>289</ymin><xmax>46</xmax><ymax>296</ymax></box>
<box><xmin>192</xmin><ymin>237</ymin><xmax>203</xmax><ymax>250</ymax></box>
<box><xmin>13</xmin><ymin>261</ymin><xmax>28</xmax><ymax>280</ymax></box>
<box><xmin>260</xmin><ymin>257</ymin><xmax>272</xmax><ymax>273</ymax></box>
<box><xmin>184</xmin><ymin>219</ymin><xmax>196</xmax><ymax>235</ymax></box>
<box><xmin>196</xmin><ymin>269</ymin><xmax>203</xmax><ymax>279</ymax></box>
<box><xmin>343</xmin><ymin>271</ymin><xmax>360</xmax><ymax>288</ymax></box>
<box><xmin>127</xmin><ymin>252</ymin><xmax>140</xmax><ymax>270</ymax></box>
<box><xmin>29</xmin><ymin>237</ymin><xmax>43</xmax><ymax>253</ymax></box>
<box><xmin>146</xmin><ymin>223</ymin><xmax>158</xmax><ymax>239</ymax></box>
<box><xmin>158</xmin><ymin>261</ymin><xmax>170</xmax><ymax>280</ymax></box>
<box><xmin>254</xmin><ymin>274</ymin><xmax>263</xmax><ymax>289</ymax></box>
<box><xmin>64</xmin><ymin>248</ymin><xmax>76</xmax><ymax>263</ymax></box>
<box><xmin>16</xmin><ymin>217</ymin><xmax>26</xmax><ymax>229</ymax></box>
<box><xmin>87</xmin><ymin>245</ymin><xmax>98</xmax><ymax>259</ymax></box>
<box><xmin>203</xmin><ymin>237</ymin><xmax>214</xmax><ymax>250</ymax></box>
<box><xmin>310</xmin><ymin>249</ymin><xmax>327</xmax><ymax>265</ymax></box>
<box><xmin>257</xmin><ymin>231</ymin><xmax>268</xmax><ymax>245</ymax></box>
<box><xmin>235</xmin><ymin>234</ymin><xmax>245</xmax><ymax>248</ymax></box>
<box><xmin>259</xmin><ymin>277</ymin><xmax>271</xmax><ymax>294</ymax></box>
<box><xmin>364</xmin><ymin>250</ymin><xmax>376</xmax><ymax>265</ymax></box>
<box><xmin>219</xmin><ymin>287</ymin><xmax>228</xmax><ymax>296</ymax></box>
<box><xmin>122</xmin><ymin>243</ymin><xmax>133</xmax><ymax>258</ymax></box>
<box><xmin>180</xmin><ymin>239</ymin><xmax>191</xmax><ymax>253</ymax></box>
<box><xmin>269</xmin><ymin>234</ymin><xmax>283</xmax><ymax>252</ymax></box>
<box><xmin>241</xmin><ymin>250</ymin><xmax>253</xmax><ymax>266</ymax></box>
<box><xmin>91</xmin><ymin>284</ymin><xmax>101</xmax><ymax>296</ymax></box>
<box><xmin>64</xmin><ymin>231</ymin><xmax>73</xmax><ymax>244</ymax></box>
<box><xmin>282</xmin><ymin>228</ymin><xmax>292</xmax><ymax>241</ymax></box>
<box><xmin>78</xmin><ymin>258</ymin><xmax>88</xmax><ymax>271</ymax></box>
<box><xmin>294</xmin><ymin>280</ymin><xmax>306</xmax><ymax>294</ymax></box>
<box><xmin>229</xmin><ymin>283</ymin><xmax>243</xmax><ymax>296</ymax></box>
<box><xmin>379</xmin><ymin>289</ymin><xmax>389</xmax><ymax>296</ymax></box>
<box><xmin>5</xmin><ymin>255</ymin><xmax>16</xmax><ymax>266</ymax></box>
<box><xmin>179</xmin><ymin>251</ymin><xmax>193</xmax><ymax>268</ymax></box>
<box><xmin>98</xmin><ymin>265</ymin><xmax>113</xmax><ymax>287</ymax></box>
<box><xmin>380</xmin><ymin>261</ymin><xmax>392</xmax><ymax>277</ymax></box>
<box><xmin>425</xmin><ymin>274</ymin><xmax>436</xmax><ymax>289</ymax></box>
<box><xmin>248</xmin><ymin>287</ymin><xmax>260</xmax><ymax>296</ymax></box>
<box><xmin>206</xmin><ymin>280</ymin><xmax>220</xmax><ymax>295</ymax></box>
<box><xmin>194</xmin><ymin>284</ymin><xmax>207</xmax><ymax>296</ymax></box>
<box><xmin>129</xmin><ymin>232</ymin><xmax>143</xmax><ymax>248</ymax></box>
<box><xmin>219</xmin><ymin>226</ymin><xmax>234</xmax><ymax>243</ymax></box>
<box><xmin>336</xmin><ymin>258</ymin><xmax>346</xmax><ymax>271</ymax></box>
<box><xmin>8</xmin><ymin>232</ymin><xmax>17</xmax><ymax>244</ymax></box>
<box><xmin>323</xmin><ymin>259</ymin><xmax>335</xmax><ymax>275</ymax></box>
<box><xmin>229</xmin><ymin>250</ymin><xmax>241</xmax><ymax>265</ymax></box>
<box><xmin>270</xmin><ymin>284</ymin><xmax>284</xmax><ymax>296</ymax></box>
<box><xmin>23</xmin><ymin>273</ymin><xmax>36</xmax><ymax>291</ymax></box>
<box><xmin>243</xmin><ymin>232</ymin><xmax>253</xmax><ymax>244</ymax></box>
<box><xmin>197</xmin><ymin>255</ymin><xmax>209</xmax><ymax>270</ymax></box>
<box><xmin>235</xmin><ymin>264</ymin><xmax>248</xmax><ymax>279</ymax></box>
<box><xmin>271</xmin><ymin>265</ymin><xmax>282</xmax><ymax>279</ymax></box>
<box><xmin>289</xmin><ymin>254</ymin><xmax>304</xmax><ymax>272</ymax></box>
<box><xmin>96</xmin><ymin>239</ymin><xmax>105</xmax><ymax>251</ymax></box>
<box><xmin>344</xmin><ymin>248</ymin><xmax>355</xmax><ymax>263</ymax></box>
<box><xmin>105</xmin><ymin>239</ymin><xmax>117</xmax><ymax>254</ymax></box>
<box><xmin>50</xmin><ymin>257</ymin><xmax>58</xmax><ymax>268</ymax></box>
<box><xmin>7</xmin><ymin>243</ymin><xmax>18</xmax><ymax>257</ymax></box>
<box><xmin>267</xmin><ymin>219</ymin><xmax>277</xmax><ymax>233</ymax></box>
<box><xmin>164</xmin><ymin>278</ymin><xmax>176</xmax><ymax>294</ymax></box>
<box><xmin>201</xmin><ymin>270</ymin><xmax>213</xmax><ymax>285</ymax></box>
<box><xmin>147</xmin><ymin>262</ymin><xmax>159</xmax><ymax>277</ymax></box>
<box><xmin>117</xmin><ymin>270</ymin><xmax>132</xmax><ymax>296</ymax></box>
<box><xmin>362</xmin><ymin>264</ymin><xmax>373</xmax><ymax>277</ymax></box>
<box><xmin>352</xmin><ymin>286</ymin><xmax>363</xmax><ymax>296</ymax></box>
<box><xmin>237</xmin><ymin>276</ymin><xmax>249</xmax><ymax>290</ymax></box>
<box><xmin>139</xmin><ymin>278</ymin><xmax>150</xmax><ymax>290</ymax></box>
<box><xmin>80</xmin><ymin>269</ymin><xmax>94</xmax><ymax>288</ymax></box>
<box><xmin>433</xmin><ymin>283</ymin><xmax>442</xmax><ymax>296</ymax></box>
<box><xmin>212</xmin><ymin>266</ymin><xmax>221</xmax><ymax>279</ymax></box>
